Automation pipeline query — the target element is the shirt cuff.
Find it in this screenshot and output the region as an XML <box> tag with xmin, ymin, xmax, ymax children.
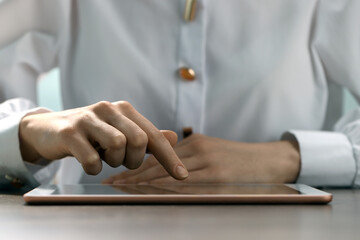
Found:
<box><xmin>282</xmin><ymin>130</ymin><xmax>356</xmax><ymax>187</ymax></box>
<box><xmin>0</xmin><ymin>108</ymin><xmax>50</xmax><ymax>191</ymax></box>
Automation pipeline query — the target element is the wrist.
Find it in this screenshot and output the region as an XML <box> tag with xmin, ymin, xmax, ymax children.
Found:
<box><xmin>272</xmin><ymin>140</ymin><xmax>300</xmax><ymax>183</ymax></box>
<box><xmin>19</xmin><ymin>114</ymin><xmax>42</xmax><ymax>163</ymax></box>
<box><xmin>250</xmin><ymin>141</ymin><xmax>300</xmax><ymax>183</ymax></box>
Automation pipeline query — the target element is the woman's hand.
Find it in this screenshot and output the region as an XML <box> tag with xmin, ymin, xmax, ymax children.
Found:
<box><xmin>19</xmin><ymin>101</ymin><xmax>188</xmax><ymax>179</ymax></box>
<box><xmin>102</xmin><ymin>134</ymin><xmax>300</xmax><ymax>184</ymax></box>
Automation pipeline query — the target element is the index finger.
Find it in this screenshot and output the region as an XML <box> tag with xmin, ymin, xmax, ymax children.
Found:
<box><xmin>114</xmin><ymin>101</ymin><xmax>188</xmax><ymax>180</ymax></box>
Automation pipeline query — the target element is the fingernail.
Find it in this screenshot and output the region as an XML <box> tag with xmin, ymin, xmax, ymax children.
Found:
<box><xmin>176</xmin><ymin>165</ymin><xmax>189</xmax><ymax>179</ymax></box>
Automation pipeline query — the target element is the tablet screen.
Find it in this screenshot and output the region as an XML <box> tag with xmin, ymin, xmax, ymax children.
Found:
<box><xmin>45</xmin><ymin>184</ymin><xmax>301</xmax><ymax>195</ymax></box>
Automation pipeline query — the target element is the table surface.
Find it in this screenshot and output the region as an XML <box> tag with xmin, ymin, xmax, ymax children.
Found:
<box><xmin>0</xmin><ymin>189</ymin><xmax>359</xmax><ymax>240</ymax></box>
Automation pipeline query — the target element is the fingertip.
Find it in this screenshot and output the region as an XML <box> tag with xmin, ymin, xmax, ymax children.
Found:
<box><xmin>175</xmin><ymin>165</ymin><xmax>189</xmax><ymax>179</ymax></box>
<box><xmin>83</xmin><ymin>159</ymin><xmax>102</xmax><ymax>175</ymax></box>
<box><xmin>76</xmin><ymin>151</ymin><xmax>102</xmax><ymax>175</ymax></box>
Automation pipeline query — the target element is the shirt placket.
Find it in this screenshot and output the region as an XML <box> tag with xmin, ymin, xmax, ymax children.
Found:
<box><xmin>175</xmin><ymin>0</ymin><xmax>207</xmax><ymax>138</ymax></box>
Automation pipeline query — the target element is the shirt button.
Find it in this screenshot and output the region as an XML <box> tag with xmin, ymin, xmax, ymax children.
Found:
<box><xmin>179</xmin><ymin>67</ymin><xmax>196</xmax><ymax>81</ymax></box>
<box><xmin>182</xmin><ymin>127</ymin><xmax>193</xmax><ymax>138</ymax></box>
<box><xmin>5</xmin><ymin>174</ymin><xmax>24</xmax><ymax>188</ymax></box>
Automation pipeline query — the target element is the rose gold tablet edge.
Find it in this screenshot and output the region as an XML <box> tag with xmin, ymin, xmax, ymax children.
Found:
<box><xmin>23</xmin><ymin>193</ymin><xmax>333</xmax><ymax>204</ymax></box>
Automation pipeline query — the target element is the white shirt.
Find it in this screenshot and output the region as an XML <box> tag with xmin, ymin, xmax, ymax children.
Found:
<box><xmin>0</xmin><ymin>0</ymin><xmax>359</xmax><ymax>189</ymax></box>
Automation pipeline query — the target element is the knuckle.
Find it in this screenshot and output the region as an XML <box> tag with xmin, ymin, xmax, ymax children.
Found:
<box><xmin>131</xmin><ymin>131</ymin><xmax>148</xmax><ymax>148</ymax></box>
<box><xmin>148</xmin><ymin>128</ymin><xmax>163</xmax><ymax>141</ymax></box>
<box><xmin>93</xmin><ymin>101</ymin><xmax>114</xmax><ymax>112</ymax></box>
<box><xmin>76</xmin><ymin>110</ymin><xmax>95</xmax><ymax>126</ymax></box>
<box><xmin>118</xmin><ymin>101</ymin><xmax>134</xmax><ymax>112</ymax></box>
<box><xmin>98</xmin><ymin>100</ymin><xmax>113</xmax><ymax>108</ymax></box>
<box><xmin>109</xmin><ymin>134</ymin><xmax>126</xmax><ymax>149</ymax></box>
<box><xmin>82</xmin><ymin>109</ymin><xmax>95</xmax><ymax>119</ymax></box>
<box><xmin>59</xmin><ymin>125</ymin><xmax>78</xmax><ymax>140</ymax></box>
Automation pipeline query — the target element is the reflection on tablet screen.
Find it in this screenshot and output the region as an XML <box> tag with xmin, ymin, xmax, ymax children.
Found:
<box><xmin>54</xmin><ymin>184</ymin><xmax>300</xmax><ymax>195</ymax></box>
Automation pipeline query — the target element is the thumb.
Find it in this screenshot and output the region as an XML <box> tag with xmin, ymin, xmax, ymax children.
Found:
<box><xmin>160</xmin><ymin>130</ymin><xmax>178</xmax><ymax>147</ymax></box>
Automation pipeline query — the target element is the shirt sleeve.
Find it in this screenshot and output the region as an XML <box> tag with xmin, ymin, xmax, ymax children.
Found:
<box><xmin>282</xmin><ymin>130</ymin><xmax>356</xmax><ymax>187</ymax></box>
<box><xmin>0</xmin><ymin>0</ymin><xmax>60</xmax><ymax>191</ymax></box>
<box><xmin>282</xmin><ymin>1</ymin><xmax>360</xmax><ymax>188</ymax></box>
<box><xmin>0</xmin><ymin>99</ymin><xmax>52</xmax><ymax>190</ymax></box>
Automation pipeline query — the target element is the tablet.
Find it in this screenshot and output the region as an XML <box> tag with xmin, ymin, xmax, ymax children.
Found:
<box><xmin>23</xmin><ymin>184</ymin><xmax>332</xmax><ymax>204</ymax></box>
